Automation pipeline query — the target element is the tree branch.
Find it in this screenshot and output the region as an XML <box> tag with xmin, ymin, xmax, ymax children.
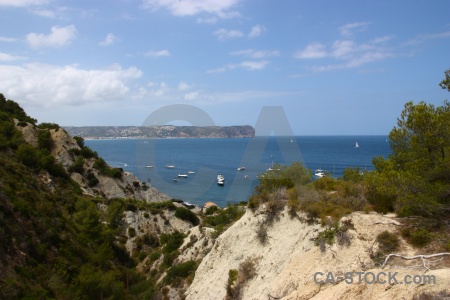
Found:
<box><xmin>381</xmin><ymin>252</ymin><xmax>450</xmax><ymax>270</ymax></box>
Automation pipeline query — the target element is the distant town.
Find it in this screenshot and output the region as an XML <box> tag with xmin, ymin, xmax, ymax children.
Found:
<box><xmin>64</xmin><ymin>125</ymin><xmax>255</xmax><ymax>139</ymax></box>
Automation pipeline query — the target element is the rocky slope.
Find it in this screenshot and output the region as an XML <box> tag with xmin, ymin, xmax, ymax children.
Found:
<box><xmin>64</xmin><ymin>125</ymin><xmax>255</xmax><ymax>139</ymax></box>
<box><xmin>187</xmin><ymin>207</ymin><xmax>450</xmax><ymax>300</ymax></box>
<box><xmin>15</xmin><ymin>121</ymin><xmax>169</xmax><ymax>202</ymax></box>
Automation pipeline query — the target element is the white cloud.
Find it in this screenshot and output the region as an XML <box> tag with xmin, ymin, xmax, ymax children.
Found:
<box><xmin>207</xmin><ymin>60</ymin><xmax>269</xmax><ymax>73</ymax></box>
<box><xmin>231</xmin><ymin>49</ymin><xmax>280</xmax><ymax>59</ymax></box>
<box><xmin>239</xmin><ymin>60</ymin><xmax>269</xmax><ymax>70</ymax></box>
<box><xmin>0</xmin><ymin>63</ymin><xmax>142</xmax><ymax>106</ymax></box>
<box><xmin>338</xmin><ymin>22</ymin><xmax>370</xmax><ymax>36</ymax></box>
<box><xmin>0</xmin><ymin>0</ymin><xmax>49</xmax><ymax>7</ymax></box>
<box><xmin>331</xmin><ymin>40</ymin><xmax>355</xmax><ymax>58</ymax></box>
<box><xmin>26</xmin><ymin>25</ymin><xmax>77</xmax><ymax>48</ymax></box>
<box><xmin>0</xmin><ymin>36</ymin><xmax>17</xmax><ymax>42</ymax></box>
<box><xmin>295</xmin><ymin>35</ymin><xmax>394</xmax><ymax>71</ymax></box>
<box><xmin>404</xmin><ymin>30</ymin><xmax>450</xmax><ymax>45</ymax></box>
<box><xmin>294</xmin><ymin>43</ymin><xmax>327</xmax><ymax>59</ymax></box>
<box><xmin>184</xmin><ymin>92</ymin><xmax>199</xmax><ymax>100</ymax></box>
<box><xmin>141</xmin><ymin>0</ymin><xmax>240</xmax><ymax>17</ymax></box>
<box><xmin>248</xmin><ymin>24</ymin><xmax>266</xmax><ymax>38</ymax></box>
<box><xmin>213</xmin><ymin>28</ymin><xmax>244</xmax><ymax>40</ymax></box>
<box><xmin>371</xmin><ymin>35</ymin><xmax>393</xmax><ymax>44</ymax></box>
<box><xmin>178</xmin><ymin>82</ymin><xmax>191</xmax><ymax>91</ymax></box>
<box><xmin>145</xmin><ymin>50</ymin><xmax>171</xmax><ymax>57</ymax></box>
<box><xmin>196</xmin><ymin>16</ymin><xmax>218</xmax><ymax>24</ymax></box>
<box><xmin>32</xmin><ymin>9</ymin><xmax>56</xmax><ymax>18</ymax></box>
<box><xmin>99</xmin><ymin>33</ymin><xmax>120</xmax><ymax>46</ymax></box>
<box><xmin>0</xmin><ymin>52</ymin><xmax>26</xmax><ymax>62</ymax></box>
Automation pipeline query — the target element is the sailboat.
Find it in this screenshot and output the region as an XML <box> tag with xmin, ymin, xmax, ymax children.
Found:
<box><xmin>355</xmin><ymin>142</ymin><xmax>359</xmax><ymax>148</ymax></box>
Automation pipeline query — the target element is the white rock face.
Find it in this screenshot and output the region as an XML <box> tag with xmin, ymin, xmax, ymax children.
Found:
<box><xmin>187</xmin><ymin>208</ymin><xmax>450</xmax><ymax>300</ymax></box>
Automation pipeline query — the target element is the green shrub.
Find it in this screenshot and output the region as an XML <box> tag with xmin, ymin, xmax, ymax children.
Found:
<box><xmin>376</xmin><ymin>231</ymin><xmax>400</xmax><ymax>253</ymax></box>
<box><xmin>314</xmin><ymin>177</ymin><xmax>338</xmax><ymax>191</ymax></box>
<box><xmin>160</xmin><ymin>232</ymin><xmax>185</xmax><ymax>254</ymax></box>
<box><xmin>162</xmin><ymin>251</ymin><xmax>179</xmax><ymax>268</ymax></box>
<box><xmin>148</xmin><ymin>251</ymin><xmax>161</xmax><ymax>262</ymax></box>
<box><xmin>128</xmin><ymin>227</ymin><xmax>136</xmax><ymax>237</ymax></box>
<box><xmin>164</xmin><ymin>261</ymin><xmax>198</xmax><ymax>285</ymax></box>
<box><xmin>202</xmin><ymin>203</ymin><xmax>245</xmax><ymax>231</ymax></box>
<box><xmin>87</xmin><ymin>172</ymin><xmax>99</xmax><ymax>187</ymax></box>
<box><xmin>73</xmin><ymin>136</ymin><xmax>85</xmax><ymax>148</ymax></box>
<box><xmin>79</xmin><ymin>147</ymin><xmax>97</xmax><ymax>159</ymax></box>
<box><xmin>315</xmin><ymin>225</ymin><xmax>350</xmax><ymax>252</ymax></box>
<box><xmin>226</xmin><ymin>269</ymin><xmax>238</xmax><ymax>297</ymax></box>
<box><xmin>204</xmin><ymin>205</ymin><xmax>219</xmax><ymax>215</ymax></box>
<box><xmin>16</xmin><ymin>143</ymin><xmax>40</xmax><ymax>169</ymax></box>
<box><xmin>175</xmin><ymin>207</ymin><xmax>199</xmax><ymax>225</ymax></box>
<box><xmin>141</xmin><ymin>233</ymin><xmax>160</xmax><ymax>248</ymax></box>
<box><xmin>37</xmin><ymin>123</ymin><xmax>60</xmax><ymax>131</ymax></box>
<box><xmin>410</xmin><ymin>229</ymin><xmax>432</xmax><ymax>247</ymax></box>
<box><xmin>93</xmin><ymin>158</ymin><xmax>122</xmax><ymax>179</ymax></box>
<box><xmin>68</xmin><ymin>156</ymin><xmax>85</xmax><ymax>174</ymax></box>
<box><xmin>37</xmin><ymin>130</ymin><xmax>54</xmax><ymax>150</ymax></box>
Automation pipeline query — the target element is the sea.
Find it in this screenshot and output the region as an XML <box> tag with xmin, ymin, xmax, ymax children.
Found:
<box><xmin>85</xmin><ymin>136</ymin><xmax>391</xmax><ymax>207</ymax></box>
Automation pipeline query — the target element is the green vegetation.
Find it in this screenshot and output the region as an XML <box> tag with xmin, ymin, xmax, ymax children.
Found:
<box><xmin>0</xmin><ymin>95</ymin><xmax>184</xmax><ymax>299</ymax></box>
<box><xmin>314</xmin><ymin>224</ymin><xmax>351</xmax><ymax>252</ymax></box>
<box><xmin>37</xmin><ymin>122</ymin><xmax>61</xmax><ymax>131</ymax></box>
<box><xmin>163</xmin><ymin>260</ymin><xmax>198</xmax><ymax>287</ymax></box>
<box><xmin>175</xmin><ymin>207</ymin><xmax>200</xmax><ymax>225</ymax></box>
<box><xmin>226</xmin><ymin>269</ymin><xmax>238</xmax><ymax>297</ymax></box>
<box><xmin>94</xmin><ymin>157</ymin><xmax>123</xmax><ymax>179</ymax></box>
<box><xmin>365</xmin><ymin>97</ymin><xmax>449</xmax><ymax>216</ymax></box>
<box><xmin>225</xmin><ymin>257</ymin><xmax>258</xmax><ymax>300</ymax></box>
<box><xmin>202</xmin><ymin>203</ymin><xmax>245</xmax><ymax>236</ymax></box>
<box><xmin>246</xmin><ymin>69</ymin><xmax>450</xmax><ymax>253</ymax></box>
<box><xmin>373</xmin><ymin>230</ymin><xmax>400</xmax><ymax>262</ymax></box>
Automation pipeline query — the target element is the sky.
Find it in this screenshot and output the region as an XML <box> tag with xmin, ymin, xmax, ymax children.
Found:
<box><xmin>0</xmin><ymin>0</ymin><xmax>449</xmax><ymax>135</ymax></box>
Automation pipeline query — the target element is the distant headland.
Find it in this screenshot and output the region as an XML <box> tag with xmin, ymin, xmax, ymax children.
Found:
<box><xmin>64</xmin><ymin>125</ymin><xmax>255</xmax><ymax>139</ymax></box>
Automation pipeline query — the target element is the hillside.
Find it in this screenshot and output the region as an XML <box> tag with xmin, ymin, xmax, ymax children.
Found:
<box><xmin>64</xmin><ymin>125</ymin><xmax>255</xmax><ymax>139</ymax></box>
<box><xmin>1</xmin><ymin>92</ymin><xmax>449</xmax><ymax>300</ymax></box>
<box><xmin>0</xmin><ymin>94</ymin><xmax>214</xmax><ymax>299</ymax></box>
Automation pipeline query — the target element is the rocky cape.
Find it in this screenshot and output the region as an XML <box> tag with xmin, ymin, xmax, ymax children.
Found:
<box><xmin>15</xmin><ymin>121</ymin><xmax>169</xmax><ymax>202</ymax></box>
<box><xmin>64</xmin><ymin>125</ymin><xmax>255</xmax><ymax>139</ymax></box>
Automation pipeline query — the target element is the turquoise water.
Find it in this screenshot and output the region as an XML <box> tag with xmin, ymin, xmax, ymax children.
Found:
<box><xmin>86</xmin><ymin>136</ymin><xmax>390</xmax><ymax>207</ymax></box>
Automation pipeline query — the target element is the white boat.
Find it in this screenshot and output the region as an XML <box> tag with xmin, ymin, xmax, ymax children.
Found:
<box><xmin>244</xmin><ymin>175</ymin><xmax>249</xmax><ymax>179</ymax></box>
<box><xmin>237</xmin><ymin>166</ymin><xmax>246</xmax><ymax>171</ymax></box>
<box><xmin>291</xmin><ymin>138</ymin><xmax>293</xmax><ymax>143</ymax></box>
<box><xmin>124</xmin><ymin>163</ymin><xmax>129</xmax><ymax>167</ymax></box>
<box><xmin>188</xmin><ymin>170</ymin><xmax>195</xmax><ymax>174</ymax></box>
<box><xmin>217</xmin><ymin>173</ymin><xmax>225</xmax><ymax>185</ymax></box>
<box><xmin>178</xmin><ymin>174</ymin><xmax>188</xmax><ymax>178</ymax></box>
<box><xmin>314</xmin><ymin>169</ymin><xmax>325</xmax><ymax>178</ymax></box>
<box><xmin>145</xmin><ymin>165</ymin><xmax>154</xmax><ymax>168</ymax></box>
<box><xmin>355</xmin><ymin>142</ymin><xmax>359</xmax><ymax>148</ymax></box>
<box><xmin>166</xmin><ymin>164</ymin><xmax>175</xmax><ymax>169</ymax></box>
<box><xmin>173</xmin><ymin>178</ymin><xmax>179</xmax><ymax>182</ymax></box>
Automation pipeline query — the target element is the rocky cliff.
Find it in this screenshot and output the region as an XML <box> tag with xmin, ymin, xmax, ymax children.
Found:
<box><xmin>64</xmin><ymin>125</ymin><xmax>255</xmax><ymax>139</ymax></box>
<box><xmin>15</xmin><ymin>121</ymin><xmax>169</xmax><ymax>202</ymax></box>
<box><xmin>187</xmin><ymin>207</ymin><xmax>450</xmax><ymax>300</ymax></box>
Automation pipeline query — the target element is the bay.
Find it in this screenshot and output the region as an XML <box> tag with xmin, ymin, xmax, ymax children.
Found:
<box><xmin>85</xmin><ymin>136</ymin><xmax>391</xmax><ymax>207</ymax></box>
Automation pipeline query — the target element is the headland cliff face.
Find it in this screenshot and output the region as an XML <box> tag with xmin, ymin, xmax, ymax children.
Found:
<box><xmin>64</xmin><ymin>125</ymin><xmax>255</xmax><ymax>139</ymax></box>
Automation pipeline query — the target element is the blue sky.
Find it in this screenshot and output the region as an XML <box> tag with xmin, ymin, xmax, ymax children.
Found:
<box><xmin>0</xmin><ymin>0</ymin><xmax>449</xmax><ymax>135</ymax></box>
